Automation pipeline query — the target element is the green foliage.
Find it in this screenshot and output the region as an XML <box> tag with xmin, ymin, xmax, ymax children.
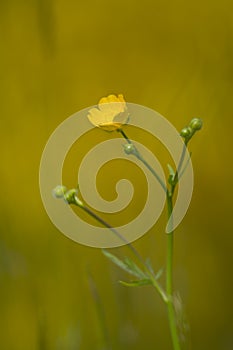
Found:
<box><xmin>102</xmin><ymin>249</ymin><xmax>163</xmax><ymax>289</ymax></box>
<box><xmin>119</xmin><ymin>279</ymin><xmax>152</xmax><ymax>287</ymax></box>
<box><xmin>102</xmin><ymin>249</ymin><xmax>146</xmax><ymax>279</ymax></box>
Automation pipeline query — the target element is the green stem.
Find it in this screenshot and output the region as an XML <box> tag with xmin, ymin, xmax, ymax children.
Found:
<box><xmin>166</xmin><ymin>140</ymin><xmax>189</xmax><ymax>349</ymax></box>
<box><xmin>73</xmin><ymin>196</ymin><xmax>168</xmax><ymax>303</ymax></box>
<box><xmin>166</xmin><ymin>192</ymin><xmax>181</xmax><ymax>350</ymax></box>
<box><xmin>150</xmin><ymin>274</ymin><xmax>169</xmax><ymax>303</ymax></box>
<box><xmin>171</xmin><ymin>140</ymin><xmax>188</xmax><ymax>195</ymax></box>
<box><xmin>76</xmin><ymin>199</ymin><xmax>142</xmax><ymax>262</ymax></box>
<box><xmin>118</xmin><ymin>129</ymin><xmax>167</xmax><ymax>192</ymax></box>
<box><xmin>79</xmin><ymin>189</ymin><xmax>180</xmax><ymax>346</ymax></box>
<box><xmin>136</xmin><ymin>153</ymin><xmax>167</xmax><ymax>192</ymax></box>
<box><xmin>118</xmin><ymin>129</ymin><xmax>132</xmax><ymax>144</ymax></box>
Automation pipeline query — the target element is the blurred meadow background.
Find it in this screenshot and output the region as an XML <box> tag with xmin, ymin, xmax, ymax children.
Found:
<box><xmin>1</xmin><ymin>0</ymin><xmax>233</xmax><ymax>349</ymax></box>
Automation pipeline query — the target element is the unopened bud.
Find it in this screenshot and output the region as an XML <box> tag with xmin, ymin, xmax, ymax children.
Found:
<box><xmin>123</xmin><ymin>143</ymin><xmax>139</xmax><ymax>157</ymax></box>
<box><xmin>189</xmin><ymin>118</ymin><xmax>203</xmax><ymax>131</ymax></box>
<box><xmin>52</xmin><ymin>185</ymin><xmax>67</xmax><ymax>199</ymax></box>
<box><xmin>64</xmin><ymin>189</ymin><xmax>79</xmax><ymax>205</ymax></box>
<box><xmin>180</xmin><ymin>126</ymin><xmax>192</xmax><ymax>139</ymax></box>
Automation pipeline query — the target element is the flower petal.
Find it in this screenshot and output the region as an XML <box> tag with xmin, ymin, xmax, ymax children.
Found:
<box><xmin>98</xmin><ymin>122</ymin><xmax>122</xmax><ymax>132</ymax></box>
<box><xmin>87</xmin><ymin>108</ymin><xmax>104</xmax><ymax>127</ymax></box>
<box><xmin>87</xmin><ymin>94</ymin><xmax>128</xmax><ymax>131</ymax></box>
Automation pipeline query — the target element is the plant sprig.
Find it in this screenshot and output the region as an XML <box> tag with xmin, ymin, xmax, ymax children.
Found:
<box><xmin>53</xmin><ymin>117</ymin><xmax>202</xmax><ymax>350</ymax></box>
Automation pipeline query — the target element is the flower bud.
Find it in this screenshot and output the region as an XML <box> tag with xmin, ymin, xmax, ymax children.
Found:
<box><xmin>189</xmin><ymin>118</ymin><xmax>203</xmax><ymax>131</ymax></box>
<box><xmin>180</xmin><ymin>126</ymin><xmax>192</xmax><ymax>139</ymax></box>
<box><xmin>64</xmin><ymin>189</ymin><xmax>79</xmax><ymax>205</ymax></box>
<box><xmin>52</xmin><ymin>185</ymin><xmax>67</xmax><ymax>199</ymax></box>
<box><xmin>123</xmin><ymin>143</ymin><xmax>135</xmax><ymax>154</ymax></box>
<box><xmin>123</xmin><ymin>143</ymin><xmax>140</xmax><ymax>158</ymax></box>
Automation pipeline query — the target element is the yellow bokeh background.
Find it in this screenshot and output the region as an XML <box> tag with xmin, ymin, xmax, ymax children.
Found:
<box><xmin>1</xmin><ymin>0</ymin><xmax>233</xmax><ymax>349</ymax></box>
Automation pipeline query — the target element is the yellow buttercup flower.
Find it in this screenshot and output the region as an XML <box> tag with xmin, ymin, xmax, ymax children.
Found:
<box><xmin>87</xmin><ymin>94</ymin><xmax>129</xmax><ymax>131</ymax></box>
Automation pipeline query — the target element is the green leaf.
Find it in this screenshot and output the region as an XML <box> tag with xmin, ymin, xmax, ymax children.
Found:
<box><xmin>102</xmin><ymin>250</ymin><xmax>133</xmax><ymax>275</ymax></box>
<box><xmin>102</xmin><ymin>249</ymin><xmax>144</xmax><ymax>278</ymax></box>
<box><xmin>145</xmin><ymin>258</ymin><xmax>154</xmax><ymax>273</ymax></box>
<box><xmin>119</xmin><ymin>279</ymin><xmax>152</xmax><ymax>287</ymax></box>
<box><xmin>124</xmin><ymin>257</ymin><xmax>148</xmax><ymax>279</ymax></box>
<box><xmin>154</xmin><ymin>268</ymin><xmax>163</xmax><ymax>280</ymax></box>
<box><xmin>145</xmin><ymin>259</ymin><xmax>163</xmax><ymax>280</ymax></box>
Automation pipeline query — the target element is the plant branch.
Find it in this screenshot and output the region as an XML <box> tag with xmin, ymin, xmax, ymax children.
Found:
<box><xmin>118</xmin><ymin>129</ymin><xmax>167</xmax><ymax>192</ymax></box>
<box><xmin>73</xmin><ymin>196</ymin><xmax>168</xmax><ymax>303</ymax></box>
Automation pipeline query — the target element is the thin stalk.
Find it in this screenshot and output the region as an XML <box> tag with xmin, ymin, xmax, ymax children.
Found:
<box><xmin>76</xmin><ymin>198</ymin><xmax>142</xmax><ymax>262</ymax></box>
<box><xmin>176</xmin><ymin>141</ymin><xmax>188</xmax><ymax>177</ymax></box>
<box><xmin>166</xmin><ymin>192</ymin><xmax>181</xmax><ymax>350</ymax></box>
<box><xmin>171</xmin><ymin>140</ymin><xmax>188</xmax><ymax>195</ymax></box>
<box><xmin>150</xmin><ymin>274</ymin><xmax>169</xmax><ymax>303</ymax></box>
<box><xmin>119</xmin><ymin>129</ymin><xmax>132</xmax><ymax>144</ymax></box>
<box><xmin>74</xmin><ymin>196</ymin><xmax>168</xmax><ymax>303</ymax></box>
<box><xmin>136</xmin><ymin>152</ymin><xmax>167</xmax><ymax>192</ymax></box>
<box><xmin>118</xmin><ymin>129</ymin><xmax>167</xmax><ymax>192</ymax></box>
<box><xmin>165</xmin><ymin>139</ymin><xmax>190</xmax><ymax>349</ymax></box>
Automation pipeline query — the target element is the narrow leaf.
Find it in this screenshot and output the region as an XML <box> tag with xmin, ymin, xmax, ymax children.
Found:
<box><xmin>119</xmin><ymin>279</ymin><xmax>152</xmax><ymax>287</ymax></box>
<box><xmin>145</xmin><ymin>259</ymin><xmax>163</xmax><ymax>280</ymax></box>
<box><xmin>154</xmin><ymin>268</ymin><xmax>163</xmax><ymax>280</ymax></box>
<box><xmin>145</xmin><ymin>258</ymin><xmax>155</xmax><ymax>274</ymax></box>
<box><xmin>102</xmin><ymin>249</ymin><xmax>142</xmax><ymax>278</ymax></box>
<box><xmin>124</xmin><ymin>257</ymin><xmax>148</xmax><ymax>279</ymax></box>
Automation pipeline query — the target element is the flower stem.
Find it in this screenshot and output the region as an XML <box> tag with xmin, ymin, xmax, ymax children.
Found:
<box><xmin>170</xmin><ymin>140</ymin><xmax>188</xmax><ymax>195</ymax></box>
<box><xmin>118</xmin><ymin>129</ymin><xmax>131</xmax><ymax>144</ymax></box>
<box><xmin>165</xmin><ymin>139</ymin><xmax>191</xmax><ymax>349</ymax></box>
<box><xmin>136</xmin><ymin>152</ymin><xmax>167</xmax><ymax>192</ymax></box>
<box><xmin>166</xmin><ymin>192</ymin><xmax>181</xmax><ymax>350</ymax></box>
<box><xmin>73</xmin><ymin>196</ymin><xmax>168</xmax><ymax>303</ymax></box>
<box><xmin>76</xmin><ymin>198</ymin><xmax>142</xmax><ymax>261</ymax></box>
<box><xmin>118</xmin><ymin>129</ymin><xmax>167</xmax><ymax>192</ymax></box>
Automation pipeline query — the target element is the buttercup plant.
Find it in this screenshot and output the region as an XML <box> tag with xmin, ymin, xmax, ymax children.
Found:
<box><xmin>53</xmin><ymin>94</ymin><xmax>202</xmax><ymax>350</ymax></box>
